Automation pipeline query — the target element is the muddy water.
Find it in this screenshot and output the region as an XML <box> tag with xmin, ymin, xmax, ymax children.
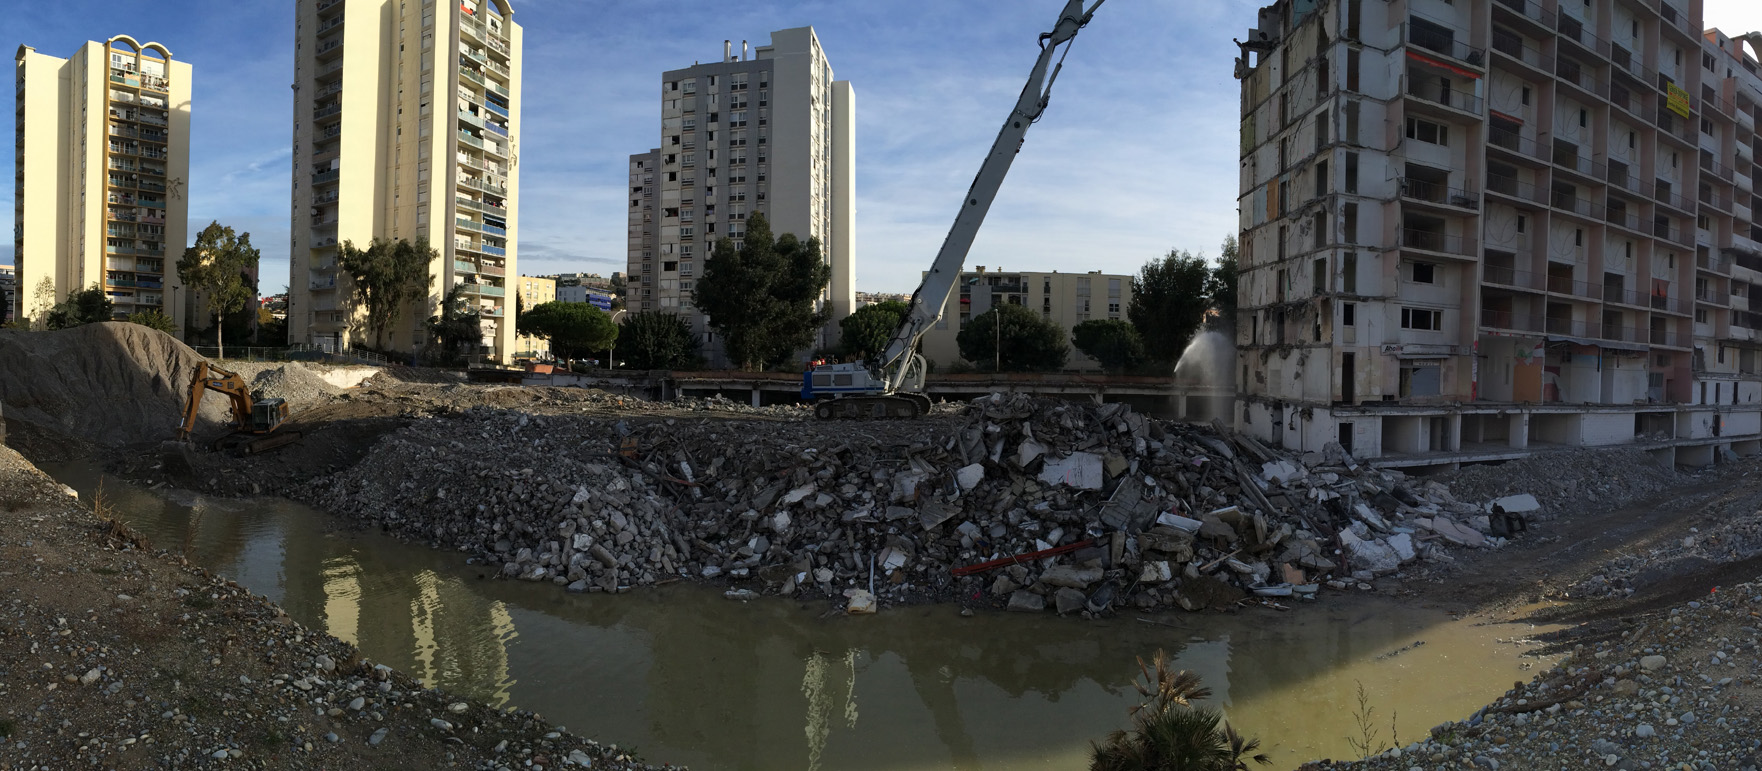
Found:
<box><xmin>47</xmin><ymin>462</ymin><xmax>1554</xmax><ymax>771</ymax></box>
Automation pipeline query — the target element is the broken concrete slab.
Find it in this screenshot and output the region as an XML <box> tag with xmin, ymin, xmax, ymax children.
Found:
<box><xmin>1037</xmin><ymin>451</ymin><xmax>1105</xmax><ymax>490</ymax></box>
<box><xmin>1491</xmin><ymin>493</ymin><xmax>1541</xmax><ymax>514</ymax></box>
<box><xmin>955</xmin><ymin>463</ymin><xmax>986</xmax><ymax>491</ymax></box>
<box><xmin>1006</xmin><ymin>590</ymin><xmax>1046</xmax><ymax>613</ymax></box>
<box><xmin>1039</xmin><ymin>565</ymin><xmax>1103</xmax><ymax>589</ymax></box>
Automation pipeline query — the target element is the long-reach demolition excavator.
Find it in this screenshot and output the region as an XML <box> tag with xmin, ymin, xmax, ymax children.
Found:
<box><xmin>801</xmin><ymin>0</ymin><xmax>1104</xmax><ymax>420</ymax></box>
<box><xmin>175</xmin><ymin>361</ymin><xmax>301</xmax><ymax>454</ymax></box>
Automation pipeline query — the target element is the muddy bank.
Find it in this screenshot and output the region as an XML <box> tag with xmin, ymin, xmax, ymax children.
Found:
<box><xmin>0</xmin><ymin>444</ymin><xmax>675</xmax><ymax>770</ymax></box>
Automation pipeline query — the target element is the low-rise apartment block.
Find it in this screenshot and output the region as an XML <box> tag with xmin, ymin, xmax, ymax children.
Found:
<box><xmin>1233</xmin><ymin>0</ymin><xmax>1762</xmax><ymax>468</ymax></box>
<box><xmin>920</xmin><ymin>268</ymin><xmax>1133</xmax><ymax>372</ymax></box>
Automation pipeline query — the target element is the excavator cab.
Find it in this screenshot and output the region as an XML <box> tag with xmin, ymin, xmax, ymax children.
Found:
<box><xmin>250</xmin><ymin>397</ymin><xmax>291</xmax><ymax>433</ymax></box>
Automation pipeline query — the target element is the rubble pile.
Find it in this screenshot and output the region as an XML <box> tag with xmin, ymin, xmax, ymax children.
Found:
<box><xmin>1571</xmin><ymin>511</ymin><xmax>1762</xmax><ymax>598</ymax></box>
<box><xmin>1436</xmin><ymin>447</ymin><xmax>1682</xmax><ymax>517</ymax></box>
<box><xmin>305</xmin><ymin>394</ymin><xmax>1546</xmax><ymax>614</ymax></box>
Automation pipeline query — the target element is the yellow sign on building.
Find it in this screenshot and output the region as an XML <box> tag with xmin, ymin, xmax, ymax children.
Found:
<box><xmin>1666</xmin><ymin>82</ymin><xmax>1692</xmax><ymax>118</ymax></box>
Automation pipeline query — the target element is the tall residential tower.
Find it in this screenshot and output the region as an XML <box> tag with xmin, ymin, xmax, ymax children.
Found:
<box><xmin>13</xmin><ymin>37</ymin><xmax>191</xmax><ymax>327</ymax></box>
<box><xmin>627</xmin><ymin>28</ymin><xmax>855</xmax><ymax>355</ymax></box>
<box><xmin>1234</xmin><ymin>0</ymin><xmax>1762</xmax><ymax>467</ymax></box>
<box><xmin>290</xmin><ymin>0</ymin><xmax>522</xmax><ymax>361</ymax></box>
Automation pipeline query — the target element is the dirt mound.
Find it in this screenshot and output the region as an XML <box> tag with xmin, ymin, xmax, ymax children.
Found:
<box><xmin>0</xmin><ymin>323</ymin><xmax>228</xmax><ymax>446</ymax></box>
<box><xmin>226</xmin><ymin>362</ymin><xmax>344</xmax><ymax>414</ymax></box>
<box><xmin>1430</xmin><ymin>447</ymin><xmax>1682</xmax><ymax>518</ymax></box>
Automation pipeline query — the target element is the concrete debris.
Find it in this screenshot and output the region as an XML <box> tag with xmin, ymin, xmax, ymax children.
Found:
<box><xmin>301</xmin><ymin>392</ymin><xmax>1546</xmax><ymax>617</ymax></box>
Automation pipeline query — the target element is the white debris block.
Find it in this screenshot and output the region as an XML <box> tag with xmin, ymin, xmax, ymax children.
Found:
<box><xmin>1387</xmin><ymin>532</ymin><xmax>1417</xmax><ymax>562</ymax></box>
<box><xmin>878</xmin><ymin>546</ymin><xmax>908</xmax><ymax>574</ymax></box>
<box><xmin>1016</xmin><ymin>439</ymin><xmax>1046</xmax><ymax>467</ymax></box>
<box><xmin>1037</xmin><ymin>451</ymin><xmax>1105</xmax><ymax>490</ymax></box>
<box><xmin>1260</xmin><ymin>459</ymin><xmax>1305</xmax><ymax>485</ymax></box>
<box><xmin>1353</xmin><ymin>502</ymin><xmax>1392</xmax><ymax>532</ymax></box>
<box><xmin>1157</xmin><ymin>511</ymin><xmax>1204</xmax><ymax>533</ymax></box>
<box><xmin>844</xmin><ymin>588</ymin><xmax>877</xmax><ymax>614</ymax></box>
<box><xmin>782</xmin><ymin>484</ymin><xmax>817</xmax><ymax>505</ymax></box>
<box><xmin>1492</xmin><ymin>493</ymin><xmax>1541</xmax><ymax>513</ymax></box>
<box><xmin>955</xmin><ymin>463</ymin><xmax>986</xmax><ymax>491</ymax></box>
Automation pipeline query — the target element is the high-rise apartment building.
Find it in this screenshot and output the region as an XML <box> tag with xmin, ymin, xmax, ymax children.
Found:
<box><xmin>1233</xmin><ymin>0</ymin><xmax>1762</xmax><ymax>467</ymax></box>
<box><xmin>626</xmin><ymin>28</ymin><xmax>855</xmax><ymax>355</ymax></box>
<box><xmin>290</xmin><ymin>0</ymin><xmax>521</xmax><ymax>361</ymax></box>
<box><xmin>14</xmin><ymin>37</ymin><xmax>191</xmax><ymax>328</ymax></box>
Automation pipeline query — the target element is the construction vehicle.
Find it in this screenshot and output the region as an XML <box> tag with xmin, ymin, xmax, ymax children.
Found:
<box><xmin>801</xmin><ymin>0</ymin><xmax>1105</xmax><ymax>420</ymax></box>
<box><xmin>176</xmin><ymin>361</ymin><xmax>302</xmax><ymax>454</ymax></box>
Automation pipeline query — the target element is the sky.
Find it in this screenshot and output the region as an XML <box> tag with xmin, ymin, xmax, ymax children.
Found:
<box><xmin>4</xmin><ymin>0</ymin><xmax>1759</xmax><ymax>296</ymax></box>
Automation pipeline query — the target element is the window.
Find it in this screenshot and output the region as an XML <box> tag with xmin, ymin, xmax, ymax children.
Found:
<box><xmin>1401</xmin><ymin>307</ymin><xmax>1442</xmax><ymax>330</ymax></box>
<box><xmin>1517</xmin><ymin>215</ymin><xmax>1527</xmax><ymax>233</ymax></box>
<box><xmin>1578</xmin><ymin>108</ymin><xmax>1588</xmax><ymax>127</ymax></box>
<box><xmin>1696</xmin><ymin>308</ymin><xmax>1708</xmax><ymax>323</ymax></box>
<box><xmin>1405</xmin><ymin>117</ymin><xmax>1448</xmax><ymax>145</ymax></box>
<box><xmin>1343</xmin><ymin>202</ymin><xmax>1358</xmax><ymax>242</ymax></box>
<box><xmin>1315</xmin><ymin>160</ymin><xmax>1328</xmax><ymax>197</ymax></box>
<box><xmin>1411</xmin><ymin>262</ymin><xmax>1436</xmax><ymax>283</ymax></box>
<box><xmin>1343</xmin><ymin>302</ymin><xmax>1356</xmax><ymax>326</ymax></box>
<box><xmin>1574</xmin><ymin>228</ymin><xmax>1584</xmax><ymax>247</ymax></box>
<box><xmin>1345</xmin><ymin>152</ymin><xmax>1358</xmax><ymax>193</ymax></box>
<box><xmin>1314</xmin><ymin>257</ymin><xmax>1327</xmax><ymax>293</ymax></box>
<box><xmin>1345</xmin><ymin>101</ymin><xmax>1360</xmax><ymax>142</ymax></box>
<box><xmin>1343</xmin><ymin>253</ymin><xmax>1357</xmax><ymax>293</ymax></box>
<box><xmin>1521</xmin><ymin>86</ymin><xmax>1531</xmax><ymax>105</ymax></box>
<box><xmin>1346</xmin><ymin>48</ymin><xmax>1360</xmax><ymax>91</ymax></box>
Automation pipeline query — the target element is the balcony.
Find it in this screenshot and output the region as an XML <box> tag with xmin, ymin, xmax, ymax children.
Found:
<box><xmin>458</xmin><ymin>130</ymin><xmax>484</xmax><ymax>149</ymax></box>
<box><xmin>1480</xmin><ymin>308</ymin><xmax>1544</xmax><ymax>333</ymax></box>
<box><xmin>1554</xmin><ymin>14</ymin><xmax>1611</xmax><ymax>60</ymax></box>
<box><xmin>315</xmin><ymin>38</ymin><xmax>344</xmax><ymax>59</ymax></box>
<box><xmin>1487</xmin><ymin>173</ymin><xmax>1546</xmax><ymax>203</ymax></box>
<box><xmin>316</xmin><ymin>59</ymin><xmax>344</xmax><ymax>78</ymax></box>
<box><xmin>482</xmin><ymin>121</ymin><xmax>509</xmax><ymax>137</ymax></box>
<box><xmin>462</xmin><ymin>283</ymin><xmax>506</xmax><ymax>297</ymax></box>
<box><xmin>1550</xmin><ymin>189</ymin><xmax>1602</xmax><ymax>220</ymax></box>
<box><xmin>1654</xmin><ymin>182</ymin><xmax>1694</xmax><ymax>214</ymax></box>
<box><xmin>1546</xmin><ymin>274</ymin><xmax>1603</xmax><ymax>301</ymax></box>
<box><xmin>1654</xmin><ymin>110</ymin><xmax>1697</xmax><ymax>146</ymax></box>
<box><xmin>479</xmin><ymin>263</ymin><xmax>506</xmax><ymax>277</ymax></box>
<box><xmin>1398</xmin><ymin>177</ymin><xmax>1480</xmax><ymax>210</ymax></box>
<box><xmin>483</xmin><ymin>100</ymin><xmax>509</xmax><ymax>118</ymax></box>
<box><xmin>1696</xmin><ymin>286</ymin><xmax>1731</xmax><ymax>305</ymax></box>
<box><xmin>481</xmin><ymin>223</ymin><xmax>506</xmax><ymax>236</ymax></box>
<box><xmin>310</xmin><ymin>278</ymin><xmax>338</xmax><ymax>291</ymax></box>
<box><xmin>1701</xmin><ymin>157</ymin><xmax>1735</xmax><ymax>184</ymax></box>
<box><xmin>1492</xmin><ymin>0</ymin><xmax>1554</xmax><ymax>33</ymax></box>
<box><xmin>1699</xmin><ymin>251</ymin><xmax>1734</xmax><ymax>274</ymax></box>
<box><xmin>312</xmin><ymin>169</ymin><xmax>340</xmax><ymax>185</ymax></box>
<box><xmin>1654</xmin><ymin>221</ymin><xmax>1692</xmax><ymax>246</ymax></box>
<box><xmin>1406</xmin><ymin>24</ymin><xmax>1484</xmax><ymax>69</ymax></box>
<box><xmin>1482</xmin><ymin>265</ymin><xmax>1546</xmax><ymax>292</ymax></box>
<box><xmin>480</xmin><ymin>243</ymin><xmax>507</xmax><ymax>256</ymax></box>
<box><xmin>1399</xmin><ymin>228</ymin><xmax>1477</xmax><ymax>259</ymax></box>
<box><xmin>314</xmin><ymin>103</ymin><xmax>342</xmax><ymax>121</ymax></box>
<box><xmin>1405</xmin><ymin>78</ymin><xmax>1483</xmax><ymax>116</ymax></box>
<box><xmin>316</xmin><ymin>0</ymin><xmax>344</xmax><ymax>12</ymax></box>
<box><xmin>1490</xmin><ymin>29</ymin><xmax>1548</xmax><ymax>73</ymax></box>
<box><xmin>1603</xmin><ymin>201</ymin><xmax>1641</xmax><ymax>232</ymax></box>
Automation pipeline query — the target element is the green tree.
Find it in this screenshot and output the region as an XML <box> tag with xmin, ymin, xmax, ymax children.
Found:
<box><xmin>336</xmin><ymin>237</ymin><xmax>433</xmax><ymax>351</ymax></box>
<box><xmin>126</xmin><ymin>308</ymin><xmax>178</xmax><ymax>335</ymax></box>
<box><xmin>425</xmin><ymin>284</ymin><xmax>484</xmax><ymax>365</ymax></box>
<box><xmin>519</xmin><ymin>301</ymin><xmax>617</xmax><ymax>362</ymax></box>
<box><xmin>614</xmin><ymin>311</ymin><xmax>698</xmax><ymax>370</ymax></box>
<box><xmin>1206</xmin><ymin>235</ymin><xmax>1239</xmax><ymax>332</ymax></box>
<box><xmin>693</xmin><ymin>213</ymin><xmax>832</xmax><ymax>371</ymax></box>
<box><xmin>1129</xmin><ymin>248</ymin><xmax>1215</xmax><ymax>364</ymax></box>
<box><xmin>608</xmin><ymin>274</ymin><xmax>627</xmax><ymax>311</ymax></box>
<box><xmin>1072</xmin><ymin>319</ymin><xmax>1148</xmax><ymax>373</ymax></box>
<box><xmin>838</xmin><ymin>299</ymin><xmax>909</xmax><ymax>360</ymax></box>
<box><xmin>957</xmin><ymin>303</ymin><xmax>1068</xmax><ymax>372</ymax></box>
<box><xmin>28</xmin><ymin>277</ymin><xmax>56</xmax><ymax>330</ymax></box>
<box><xmin>45</xmin><ymin>284</ymin><xmax>115</xmax><ymax>330</ymax></box>
<box><xmin>177</xmin><ymin>222</ymin><xmax>260</xmax><ymax>359</ymax></box>
<box><xmin>1090</xmin><ymin>652</ymin><xmax>1271</xmax><ymax>771</ymax></box>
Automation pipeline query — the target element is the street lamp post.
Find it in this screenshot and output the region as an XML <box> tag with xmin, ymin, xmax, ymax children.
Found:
<box><xmin>608</xmin><ymin>308</ymin><xmax>627</xmax><ymax>370</ymax></box>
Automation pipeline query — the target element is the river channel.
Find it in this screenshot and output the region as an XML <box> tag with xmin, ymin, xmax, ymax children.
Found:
<box><xmin>45</xmin><ymin>461</ymin><xmax>1554</xmax><ymax>771</ymax></box>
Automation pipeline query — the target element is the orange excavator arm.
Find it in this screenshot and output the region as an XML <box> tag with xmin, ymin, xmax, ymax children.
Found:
<box><xmin>175</xmin><ymin>361</ymin><xmax>255</xmax><ymax>441</ymax></box>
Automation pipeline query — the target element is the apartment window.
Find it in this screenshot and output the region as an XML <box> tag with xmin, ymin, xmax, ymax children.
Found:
<box><xmin>1342</xmin><ymin>253</ymin><xmax>1357</xmax><ymax>293</ymax></box>
<box><xmin>1696</xmin><ymin>308</ymin><xmax>1708</xmax><ymax>323</ymax></box>
<box><xmin>1343</xmin><ymin>202</ymin><xmax>1358</xmax><ymax>242</ymax></box>
<box><xmin>1574</xmin><ymin>228</ymin><xmax>1584</xmax><ymax>247</ymax></box>
<box><xmin>1343</xmin><ymin>302</ymin><xmax>1356</xmax><ymax>326</ymax></box>
<box><xmin>1521</xmin><ymin>86</ymin><xmax>1531</xmax><ymax>105</ymax></box>
<box><xmin>1313</xmin><ymin>258</ymin><xmax>1327</xmax><ymax>293</ymax></box>
<box><xmin>1411</xmin><ymin>262</ymin><xmax>1436</xmax><ymax>284</ymax></box>
<box><xmin>1344</xmin><ymin>152</ymin><xmax>1358</xmax><ymax>193</ymax></box>
<box><xmin>1405</xmin><ymin>117</ymin><xmax>1448</xmax><ymax>145</ymax></box>
<box><xmin>662</xmin><ymin>261</ymin><xmax>678</xmax><ymax>272</ymax></box>
<box><xmin>1517</xmin><ymin>215</ymin><xmax>1527</xmax><ymax>233</ymax></box>
<box><xmin>1701</xmin><ymin>117</ymin><xmax>1713</xmax><ymax>135</ymax></box>
<box><xmin>1704</xmin><ymin>52</ymin><xmax>1717</xmax><ymax>71</ymax></box>
<box><xmin>1401</xmin><ymin>307</ymin><xmax>1441</xmax><ymax>330</ymax></box>
<box><xmin>1346</xmin><ymin>48</ymin><xmax>1360</xmax><ymax>91</ymax></box>
<box><xmin>1345</xmin><ymin>101</ymin><xmax>1360</xmax><ymax>142</ymax></box>
<box><xmin>1316</xmin><ymin>119</ymin><xmax>1328</xmax><ymax>151</ymax></box>
<box><xmin>1578</xmin><ymin>109</ymin><xmax>1588</xmax><ymax>128</ymax></box>
<box><xmin>1315</xmin><ymin>160</ymin><xmax>1328</xmax><ymax>197</ymax></box>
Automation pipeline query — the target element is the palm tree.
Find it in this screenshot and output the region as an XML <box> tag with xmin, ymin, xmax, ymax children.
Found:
<box><xmin>1089</xmin><ymin>651</ymin><xmax>1272</xmax><ymax>771</ymax></box>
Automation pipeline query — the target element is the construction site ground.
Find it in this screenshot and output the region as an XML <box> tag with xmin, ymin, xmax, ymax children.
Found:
<box><xmin>6</xmin><ymin>324</ymin><xmax>1762</xmax><ymax>769</ymax></box>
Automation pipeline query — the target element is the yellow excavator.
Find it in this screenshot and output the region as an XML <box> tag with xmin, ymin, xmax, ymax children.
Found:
<box><xmin>176</xmin><ymin>361</ymin><xmax>302</xmax><ymax>454</ymax></box>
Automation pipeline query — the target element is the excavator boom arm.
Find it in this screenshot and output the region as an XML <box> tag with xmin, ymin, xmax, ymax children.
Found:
<box><xmin>176</xmin><ymin>361</ymin><xmax>256</xmax><ymax>440</ymax></box>
<box><xmin>873</xmin><ymin>0</ymin><xmax>1103</xmax><ymax>389</ymax></box>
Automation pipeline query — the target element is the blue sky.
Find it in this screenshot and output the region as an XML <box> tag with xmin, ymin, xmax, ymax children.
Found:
<box><xmin>6</xmin><ymin>0</ymin><xmax>1758</xmax><ymax>295</ymax></box>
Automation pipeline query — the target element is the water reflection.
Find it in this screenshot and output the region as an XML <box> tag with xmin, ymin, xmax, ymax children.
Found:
<box><xmin>48</xmin><ymin>463</ymin><xmax>1549</xmax><ymax>771</ymax></box>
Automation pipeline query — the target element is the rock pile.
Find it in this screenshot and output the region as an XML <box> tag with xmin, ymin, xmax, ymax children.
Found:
<box><xmin>306</xmin><ymin>393</ymin><xmax>1543</xmax><ymax>614</ymax></box>
<box><xmin>0</xmin><ymin>323</ymin><xmax>232</xmax><ymax>445</ymax></box>
<box><xmin>1301</xmin><ymin>581</ymin><xmax>1762</xmax><ymax>771</ymax></box>
<box><xmin>1436</xmin><ymin>447</ymin><xmax>1682</xmax><ymax>517</ymax></box>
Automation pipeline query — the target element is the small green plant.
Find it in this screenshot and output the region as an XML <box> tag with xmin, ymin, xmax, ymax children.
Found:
<box><xmin>0</xmin><ymin>717</ymin><xmax>15</xmax><ymax>738</ymax></box>
<box><xmin>1344</xmin><ymin>680</ymin><xmax>1389</xmax><ymax>758</ymax></box>
<box><xmin>1090</xmin><ymin>651</ymin><xmax>1272</xmax><ymax>771</ymax></box>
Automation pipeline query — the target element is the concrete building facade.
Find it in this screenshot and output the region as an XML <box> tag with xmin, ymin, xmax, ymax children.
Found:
<box><xmin>920</xmin><ymin>268</ymin><xmax>1134</xmax><ymax>373</ymax></box>
<box><xmin>626</xmin><ymin>28</ymin><xmax>855</xmax><ymax>355</ymax></box>
<box><xmin>513</xmin><ymin>274</ymin><xmax>552</xmax><ymax>358</ymax></box>
<box><xmin>1233</xmin><ymin>0</ymin><xmax>1762</xmax><ymax>468</ymax></box>
<box><xmin>0</xmin><ymin>264</ymin><xmax>14</xmax><ymax>324</ymax></box>
<box><xmin>13</xmin><ymin>37</ymin><xmax>192</xmax><ymax>329</ymax></box>
<box><xmin>289</xmin><ymin>0</ymin><xmax>522</xmax><ymax>362</ymax></box>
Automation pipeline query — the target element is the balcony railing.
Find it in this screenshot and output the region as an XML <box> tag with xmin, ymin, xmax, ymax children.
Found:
<box><xmin>1655</xmin><ymin>110</ymin><xmax>1697</xmax><ymax>145</ymax></box>
<box><xmin>1490</xmin><ymin>29</ymin><xmax>1548</xmax><ymax>71</ymax></box>
<box><xmin>1493</xmin><ymin>0</ymin><xmax>1554</xmax><ymax>30</ymax></box>
<box><xmin>483</xmin><ymin>100</ymin><xmax>509</xmax><ymax>118</ymax></box>
<box><xmin>314</xmin><ymin>103</ymin><xmax>342</xmax><ymax>120</ymax></box>
<box><xmin>1603</xmin><ymin>163</ymin><xmax>1646</xmax><ymax>195</ymax></box>
<box><xmin>1604</xmin><ymin>203</ymin><xmax>1640</xmax><ymax>231</ymax></box>
<box><xmin>463</xmin><ymin>283</ymin><xmax>507</xmax><ymax>297</ymax></box>
<box><xmin>479</xmin><ymin>263</ymin><xmax>506</xmax><ymax>277</ymax></box>
<box><xmin>1552</xmin><ymin>147</ymin><xmax>1605</xmax><ymax>179</ymax></box>
<box><xmin>1696</xmin><ymin>287</ymin><xmax>1732</xmax><ymax>305</ymax></box>
<box><xmin>1480</xmin><ymin>308</ymin><xmax>1544</xmax><ymax>332</ymax></box>
<box><xmin>1650</xmin><ymin>327</ymin><xmax>1686</xmax><ymax>346</ymax></box>
<box><xmin>1654</xmin><ymin>183</ymin><xmax>1694</xmax><ymax>213</ymax></box>
<box><xmin>1483</xmin><ymin>265</ymin><xmax>1546</xmax><ymax>291</ymax></box>
<box><xmin>481</xmin><ymin>223</ymin><xmax>506</xmax><ymax>236</ymax></box>
<box><xmin>458</xmin><ymin>130</ymin><xmax>484</xmax><ymax>149</ymax></box>
<box><xmin>313</xmin><ymin>169</ymin><xmax>339</xmax><ymax>185</ymax></box>
<box><xmin>1488</xmin><ymin>128</ymin><xmax>1548</xmax><ymax>163</ymax></box>
<box><xmin>1406</xmin><ymin>79</ymin><xmax>1483</xmax><ymax>114</ymax></box>
<box><xmin>1407</xmin><ymin>25</ymin><xmax>1485</xmax><ymax>67</ymax></box>
<box><xmin>1546</xmin><ymin>274</ymin><xmax>1603</xmax><ymax>300</ymax></box>
<box><xmin>1654</xmin><ymin>221</ymin><xmax>1692</xmax><ymax>246</ymax></box>
<box><xmin>1399</xmin><ymin>228</ymin><xmax>1475</xmax><ymax>257</ymax></box>
<box><xmin>480</xmin><ymin>244</ymin><xmax>507</xmax><ymax>256</ymax></box>
<box><xmin>1699</xmin><ymin>251</ymin><xmax>1734</xmax><ymax>274</ymax></box>
<box><xmin>1550</xmin><ymin>191</ymin><xmax>1602</xmax><ymax>219</ymax></box>
<box><xmin>1702</xmin><ymin>158</ymin><xmax>1735</xmax><ymax>183</ymax></box>
<box><xmin>1554</xmin><ymin>14</ymin><xmax>1611</xmax><ymax>59</ymax></box>
<box><xmin>1399</xmin><ymin>177</ymin><xmax>1480</xmax><ymax>208</ymax></box>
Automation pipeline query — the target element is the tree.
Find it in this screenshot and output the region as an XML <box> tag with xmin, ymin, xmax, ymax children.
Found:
<box><xmin>177</xmin><ymin>221</ymin><xmax>260</xmax><ymax>359</ymax></box>
<box><xmin>608</xmin><ymin>274</ymin><xmax>627</xmax><ymax>311</ymax></box>
<box><xmin>1072</xmin><ymin>319</ymin><xmax>1148</xmax><ymax>373</ymax></box>
<box><xmin>1206</xmin><ymin>235</ymin><xmax>1239</xmax><ymax>333</ymax></box>
<box><xmin>519</xmin><ymin>301</ymin><xmax>617</xmax><ymax>362</ymax></box>
<box><xmin>614</xmin><ymin>311</ymin><xmax>698</xmax><ymax>370</ymax></box>
<box><xmin>425</xmin><ymin>284</ymin><xmax>483</xmax><ymax>365</ymax></box>
<box><xmin>838</xmin><ymin>300</ymin><xmax>909</xmax><ymax>360</ymax></box>
<box><xmin>1090</xmin><ymin>652</ymin><xmax>1271</xmax><ymax>771</ymax></box>
<box><xmin>45</xmin><ymin>284</ymin><xmax>115</xmax><ymax>330</ymax></box>
<box><xmin>693</xmin><ymin>213</ymin><xmax>832</xmax><ymax>371</ymax></box>
<box><xmin>126</xmin><ymin>308</ymin><xmax>178</xmax><ymax>335</ymax></box>
<box><xmin>957</xmin><ymin>303</ymin><xmax>1068</xmax><ymax>372</ymax></box>
<box><xmin>1129</xmin><ymin>248</ymin><xmax>1215</xmax><ymax>364</ymax></box>
<box><xmin>28</xmin><ymin>277</ymin><xmax>56</xmax><ymax>330</ymax></box>
<box><xmin>336</xmin><ymin>237</ymin><xmax>433</xmax><ymax>351</ymax></box>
